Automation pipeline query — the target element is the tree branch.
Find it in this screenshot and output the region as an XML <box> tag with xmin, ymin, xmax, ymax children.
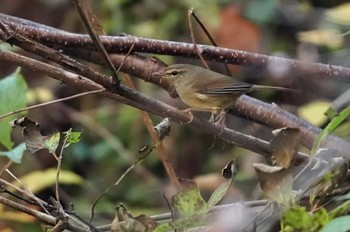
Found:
<box><xmin>1</xmin><ymin>13</ymin><xmax>350</xmax><ymax>158</ymax></box>
<box><xmin>0</xmin><ymin>195</ymin><xmax>90</xmax><ymax>232</ymax></box>
<box><xmin>1</xmin><ymin>13</ymin><xmax>349</xmax><ymax>83</ymax></box>
<box><xmin>0</xmin><ymin>48</ymin><xmax>272</xmax><ymax>156</ymax></box>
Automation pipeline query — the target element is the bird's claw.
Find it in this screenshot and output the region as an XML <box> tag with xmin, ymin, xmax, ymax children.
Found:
<box><xmin>181</xmin><ymin>108</ymin><xmax>194</xmax><ymax>124</ymax></box>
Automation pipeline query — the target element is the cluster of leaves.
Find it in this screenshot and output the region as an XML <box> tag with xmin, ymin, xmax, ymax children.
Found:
<box><xmin>277</xmin><ymin>105</ymin><xmax>350</xmax><ymax>231</ymax></box>
<box><xmin>282</xmin><ymin>199</ymin><xmax>350</xmax><ymax>232</ymax></box>
<box><xmin>110</xmin><ymin>167</ymin><xmax>235</xmax><ymax>232</ymax></box>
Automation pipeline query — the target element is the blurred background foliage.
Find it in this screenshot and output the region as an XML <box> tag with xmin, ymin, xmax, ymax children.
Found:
<box><xmin>1</xmin><ymin>0</ymin><xmax>350</xmax><ymax>230</ymax></box>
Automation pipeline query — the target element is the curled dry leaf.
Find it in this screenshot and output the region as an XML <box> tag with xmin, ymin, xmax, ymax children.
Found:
<box><xmin>153</xmin><ymin>117</ymin><xmax>171</xmax><ymax>141</ymax></box>
<box><xmin>270</xmin><ymin>127</ymin><xmax>300</xmax><ymax>169</ymax></box>
<box><xmin>11</xmin><ymin>117</ymin><xmax>44</xmax><ymax>154</ymax></box>
<box><xmin>111</xmin><ymin>204</ymin><xmax>157</xmax><ymax>232</ymax></box>
<box><xmin>11</xmin><ymin>117</ymin><xmax>60</xmax><ymax>154</ymax></box>
<box><xmin>221</xmin><ymin>159</ymin><xmax>237</xmax><ymax>179</ymax></box>
<box><xmin>253</xmin><ymin>163</ymin><xmax>294</xmax><ymax>206</ymax></box>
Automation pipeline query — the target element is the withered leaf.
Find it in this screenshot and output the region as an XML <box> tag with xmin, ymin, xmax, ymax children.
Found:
<box><xmin>112</xmin><ymin>204</ymin><xmax>157</xmax><ymax>232</ymax></box>
<box><xmin>221</xmin><ymin>159</ymin><xmax>237</xmax><ymax>179</ymax></box>
<box><xmin>253</xmin><ymin>163</ymin><xmax>294</xmax><ymax>206</ymax></box>
<box><xmin>270</xmin><ymin>127</ymin><xmax>300</xmax><ymax>168</ymax></box>
<box><xmin>11</xmin><ymin>117</ymin><xmax>60</xmax><ymax>154</ymax></box>
<box><xmin>153</xmin><ymin>117</ymin><xmax>171</xmax><ymax>141</ymax></box>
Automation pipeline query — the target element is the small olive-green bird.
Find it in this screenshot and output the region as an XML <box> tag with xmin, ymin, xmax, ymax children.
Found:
<box><xmin>153</xmin><ymin>64</ymin><xmax>291</xmax><ymax>120</ymax></box>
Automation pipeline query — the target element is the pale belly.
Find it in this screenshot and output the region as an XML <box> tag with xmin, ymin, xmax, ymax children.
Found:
<box><xmin>179</xmin><ymin>91</ymin><xmax>234</xmax><ymax>114</ymax></box>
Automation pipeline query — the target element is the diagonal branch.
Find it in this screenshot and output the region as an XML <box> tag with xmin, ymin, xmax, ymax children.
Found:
<box><xmin>1</xmin><ymin>13</ymin><xmax>350</xmax><ymax>158</ymax></box>
<box><xmin>0</xmin><ymin>48</ymin><xmax>273</xmax><ymax>156</ymax></box>
<box><xmin>1</xmin><ymin>13</ymin><xmax>349</xmax><ymax>83</ymax></box>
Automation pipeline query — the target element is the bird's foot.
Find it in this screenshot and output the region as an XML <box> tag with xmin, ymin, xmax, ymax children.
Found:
<box><xmin>214</xmin><ymin>111</ymin><xmax>227</xmax><ymax>135</ymax></box>
<box><xmin>181</xmin><ymin>108</ymin><xmax>194</xmax><ymax>124</ymax></box>
<box><xmin>209</xmin><ymin>113</ymin><xmax>215</xmax><ymax>123</ymax></box>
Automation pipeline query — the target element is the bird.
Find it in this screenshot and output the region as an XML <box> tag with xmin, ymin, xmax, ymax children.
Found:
<box><xmin>153</xmin><ymin>64</ymin><xmax>292</xmax><ymax>123</ymax></box>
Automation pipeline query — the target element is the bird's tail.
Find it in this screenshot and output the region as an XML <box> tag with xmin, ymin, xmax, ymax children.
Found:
<box><xmin>251</xmin><ymin>84</ymin><xmax>298</xmax><ymax>93</ymax></box>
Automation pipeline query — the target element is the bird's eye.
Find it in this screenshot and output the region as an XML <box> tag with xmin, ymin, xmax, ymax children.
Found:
<box><xmin>171</xmin><ymin>71</ymin><xmax>178</xmax><ymax>76</ymax></box>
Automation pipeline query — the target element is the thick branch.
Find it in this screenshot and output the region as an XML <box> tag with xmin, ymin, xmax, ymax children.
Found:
<box><xmin>1</xmin><ymin>13</ymin><xmax>350</xmax><ymax>83</ymax></box>
<box><xmin>68</xmin><ymin>50</ymin><xmax>350</xmax><ymax>156</ymax></box>
<box><xmin>232</xmin><ymin>96</ymin><xmax>350</xmax><ymax>156</ymax></box>
<box><xmin>1</xmin><ymin>13</ymin><xmax>350</xmax><ymax>158</ymax></box>
<box><xmin>0</xmin><ymin>14</ymin><xmax>350</xmax><ymax>159</ymax></box>
<box><xmin>0</xmin><ymin>49</ymin><xmax>271</xmax><ymax>155</ymax></box>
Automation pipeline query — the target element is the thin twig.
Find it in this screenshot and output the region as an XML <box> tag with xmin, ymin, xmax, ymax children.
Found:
<box><xmin>0</xmin><ymin>195</ymin><xmax>56</xmax><ymax>224</ymax></box>
<box><xmin>4</xmin><ymin>169</ymin><xmax>50</xmax><ymax>215</ymax></box>
<box><xmin>90</xmin><ymin>160</ymin><xmax>139</xmax><ymax>222</ymax></box>
<box><xmin>0</xmin><ymin>89</ymin><xmax>104</xmax><ymax>120</ymax></box>
<box><xmin>188</xmin><ymin>8</ymin><xmax>209</xmax><ymax>69</ymax></box>
<box><xmin>123</xmin><ymin>73</ymin><xmax>181</xmax><ymax>190</ymax></box>
<box><xmin>55</xmin><ymin>135</ymin><xmax>69</xmax><ymax>207</ymax></box>
<box><xmin>190</xmin><ymin>10</ymin><xmax>232</xmax><ymax>76</ymax></box>
<box><xmin>0</xmin><ymin>195</ymin><xmax>91</xmax><ymax>232</ymax></box>
<box><xmin>115</xmin><ymin>44</ymin><xmax>135</xmax><ymax>74</ymax></box>
<box><xmin>72</xmin><ymin>0</ymin><xmax>119</xmax><ymax>83</ymax></box>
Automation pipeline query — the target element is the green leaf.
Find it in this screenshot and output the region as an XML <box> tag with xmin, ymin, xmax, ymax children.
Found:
<box><xmin>311</xmin><ymin>105</ymin><xmax>350</xmax><ymax>155</ymax></box>
<box><xmin>329</xmin><ymin>200</ymin><xmax>350</xmax><ymax>218</ymax></box>
<box><xmin>0</xmin><ymin>68</ymin><xmax>28</xmax><ymax>149</ymax></box>
<box><xmin>324</xmin><ymin>107</ymin><xmax>338</xmax><ymax>120</ymax></box>
<box><xmin>282</xmin><ymin>206</ymin><xmax>313</xmax><ymax>230</ymax></box>
<box><xmin>171</xmin><ymin>179</ymin><xmax>208</xmax><ymax>217</ymax></box>
<box><xmin>154</xmin><ymin>214</ymin><xmax>208</xmax><ymax>232</ymax></box>
<box><xmin>282</xmin><ymin>206</ymin><xmax>330</xmax><ymax>231</ymax></box>
<box><xmin>154</xmin><ymin>223</ymin><xmax>174</xmax><ymax>232</ymax></box>
<box><xmin>321</xmin><ymin>216</ymin><xmax>350</xmax><ymax>232</ymax></box>
<box><xmin>63</xmin><ymin>129</ymin><xmax>81</xmax><ymax>148</ymax></box>
<box><xmin>207</xmin><ymin>180</ymin><xmax>231</xmax><ymax>210</ymax></box>
<box><xmin>43</xmin><ymin>131</ymin><xmax>60</xmax><ymax>154</ymax></box>
<box><xmin>16</xmin><ymin>168</ymin><xmax>84</xmax><ymax>193</ymax></box>
<box><xmin>0</xmin><ymin>143</ymin><xmax>26</xmax><ymax>163</ymax></box>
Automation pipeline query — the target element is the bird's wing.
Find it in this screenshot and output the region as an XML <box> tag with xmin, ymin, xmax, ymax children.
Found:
<box><xmin>205</xmin><ymin>83</ymin><xmax>253</xmax><ymax>94</ymax></box>
<box><xmin>196</xmin><ymin>72</ymin><xmax>253</xmax><ymax>95</ymax></box>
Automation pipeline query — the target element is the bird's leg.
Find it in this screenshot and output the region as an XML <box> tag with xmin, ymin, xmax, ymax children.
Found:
<box><xmin>215</xmin><ymin>110</ymin><xmax>227</xmax><ymax>134</ymax></box>
<box><xmin>209</xmin><ymin>113</ymin><xmax>215</xmax><ymax>123</ymax></box>
<box><xmin>216</xmin><ymin>110</ymin><xmax>226</xmax><ymax>125</ymax></box>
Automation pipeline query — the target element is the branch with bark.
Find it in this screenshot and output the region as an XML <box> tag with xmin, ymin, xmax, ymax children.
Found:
<box><xmin>1</xmin><ymin>13</ymin><xmax>349</xmax><ymax>158</ymax></box>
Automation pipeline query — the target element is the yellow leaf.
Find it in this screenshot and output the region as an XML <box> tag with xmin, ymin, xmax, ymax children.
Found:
<box><xmin>298</xmin><ymin>100</ymin><xmax>330</xmax><ymax>126</ymax></box>
<box><xmin>26</xmin><ymin>87</ymin><xmax>54</xmax><ymax>104</ymax></box>
<box><xmin>297</xmin><ymin>29</ymin><xmax>343</xmax><ymax>48</ymax></box>
<box><xmin>326</xmin><ymin>3</ymin><xmax>350</xmax><ymax>25</ymax></box>
<box><xmin>0</xmin><ymin>211</ymin><xmax>36</xmax><ymax>223</ymax></box>
<box><xmin>14</xmin><ymin>168</ymin><xmax>84</xmax><ymax>193</ymax></box>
